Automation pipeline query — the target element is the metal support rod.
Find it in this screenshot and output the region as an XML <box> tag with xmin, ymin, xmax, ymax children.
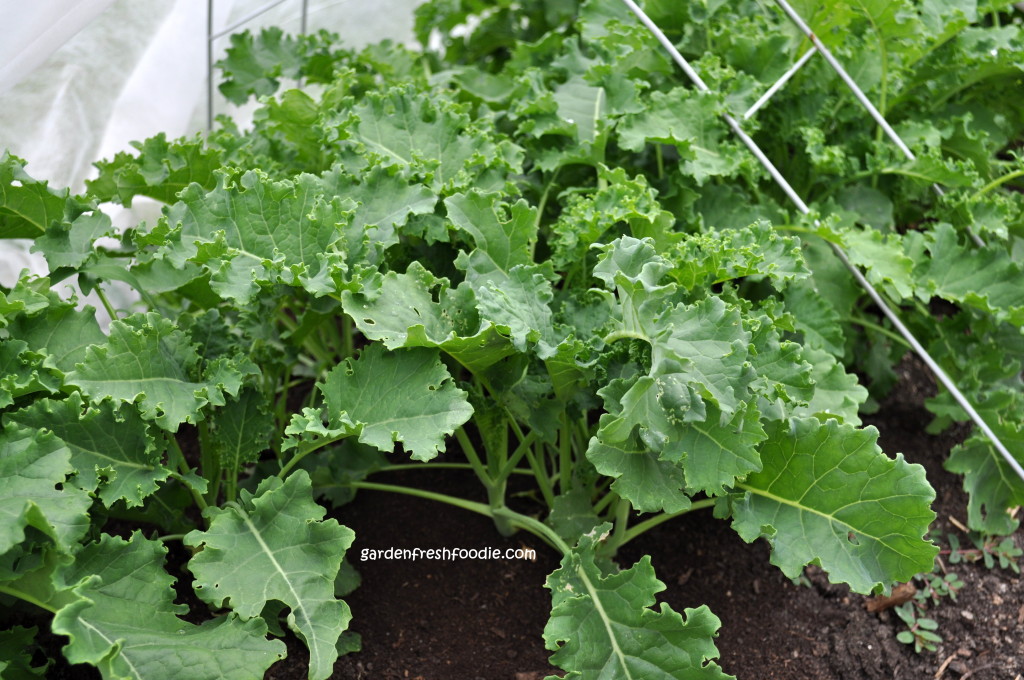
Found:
<box><xmin>209</xmin><ymin>0</ymin><xmax>291</xmax><ymax>40</ymax></box>
<box><xmin>744</xmin><ymin>46</ymin><xmax>817</xmax><ymax>120</ymax></box>
<box><xmin>618</xmin><ymin>0</ymin><xmax>1024</xmax><ymax>484</ymax></box>
<box><xmin>301</xmin><ymin>0</ymin><xmax>309</xmax><ymax>35</ymax></box>
<box><xmin>771</xmin><ymin>0</ymin><xmax>984</xmax><ymax>247</ymax></box>
<box><xmin>207</xmin><ymin>0</ymin><xmax>214</xmax><ymax>130</ymax></box>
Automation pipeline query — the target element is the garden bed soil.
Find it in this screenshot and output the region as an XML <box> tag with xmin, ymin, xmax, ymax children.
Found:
<box><xmin>320</xmin><ymin>356</ymin><xmax>1023</xmax><ymax>680</ymax></box>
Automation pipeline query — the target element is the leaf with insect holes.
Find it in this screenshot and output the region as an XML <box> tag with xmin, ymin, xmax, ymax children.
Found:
<box><xmin>0</xmin><ymin>152</ymin><xmax>74</xmax><ymax>239</ymax></box>
<box><xmin>732</xmin><ymin>418</ymin><xmax>938</xmax><ymax>594</ymax></box>
<box><xmin>53</xmin><ymin>532</ymin><xmax>285</xmax><ymax>680</ymax></box>
<box><xmin>317</xmin><ymin>344</ymin><xmax>473</xmax><ymax>461</ymax></box>
<box><xmin>544</xmin><ymin>523</ymin><xmax>733</xmax><ymax>679</ymax></box>
<box><xmin>8</xmin><ymin>393</ymin><xmax>168</xmax><ymax>509</ymax></box>
<box><xmin>185</xmin><ymin>471</ymin><xmax>352</xmax><ymax>680</ymax></box>
<box><xmin>0</xmin><ymin>426</ymin><xmax>92</xmax><ymax>555</ymax></box>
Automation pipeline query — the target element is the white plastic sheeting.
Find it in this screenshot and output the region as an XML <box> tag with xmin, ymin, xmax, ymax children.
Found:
<box><xmin>0</xmin><ymin>0</ymin><xmax>419</xmax><ymax>292</ymax></box>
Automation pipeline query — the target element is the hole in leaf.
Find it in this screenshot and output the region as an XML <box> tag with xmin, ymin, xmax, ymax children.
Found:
<box><xmin>847</xmin><ymin>532</ymin><xmax>860</xmax><ymax>546</ymax></box>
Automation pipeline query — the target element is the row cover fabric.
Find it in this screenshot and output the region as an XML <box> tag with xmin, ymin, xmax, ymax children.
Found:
<box><xmin>0</xmin><ymin>0</ymin><xmax>419</xmax><ymax>297</ymax></box>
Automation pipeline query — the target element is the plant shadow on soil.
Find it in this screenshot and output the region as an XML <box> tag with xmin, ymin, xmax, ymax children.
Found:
<box><xmin>35</xmin><ymin>357</ymin><xmax>1022</xmax><ymax>679</ymax></box>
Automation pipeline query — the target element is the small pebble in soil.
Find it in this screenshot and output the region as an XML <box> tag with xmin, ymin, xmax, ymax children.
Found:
<box><xmin>962</xmin><ymin>610</ymin><xmax>975</xmax><ymax>620</ymax></box>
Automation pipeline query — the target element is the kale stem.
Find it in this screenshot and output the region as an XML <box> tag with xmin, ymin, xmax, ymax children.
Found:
<box><xmin>558</xmin><ymin>413</ymin><xmax>572</xmax><ymax>493</ymax></box>
<box><xmin>347</xmin><ymin>481</ymin><xmax>566</xmax><ymax>552</ymax></box>
<box><xmin>93</xmin><ymin>282</ymin><xmax>119</xmax><ymax>321</ymax></box>
<box><xmin>377</xmin><ymin>462</ymin><xmax>537</xmax><ymax>475</ymax></box>
<box><xmin>158</xmin><ymin>534</ymin><xmax>186</xmax><ymax>542</ymax></box>
<box><xmin>525</xmin><ymin>445</ymin><xmax>556</xmax><ymax>509</ymax></box>
<box><xmin>619</xmin><ymin>499</ymin><xmax>716</xmax><ymax>547</ymax></box>
<box><xmin>971</xmin><ymin>168</ymin><xmax>1024</xmax><ymax>200</ymax></box>
<box><xmin>454</xmin><ymin>426</ymin><xmax>492</xmax><ymax>485</ymax></box>
<box><xmin>609</xmin><ymin>497</ymin><xmax>632</xmax><ymax>553</ymax></box>
<box><xmin>498</xmin><ymin>430</ymin><xmax>537</xmax><ymax>480</ymax></box>
<box><xmin>846</xmin><ymin>314</ymin><xmax>911</xmax><ymax>349</ymax></box>
<box><xmin>0</xmin><ymin>585</ymin><xmax>57</xmax><ymax>614</ymax></box>
<box><xmin>602</xmin><ymin>329</ymin><xmax>650</xmax><ymax>345</ymax></box>
<box><xmin>278</xmin><ymin>431</ymin><xmax>349</xmax><ymax>478</ymax></box>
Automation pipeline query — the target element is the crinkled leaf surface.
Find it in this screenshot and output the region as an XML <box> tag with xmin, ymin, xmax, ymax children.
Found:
<box><xmin>185</xmin><ymin>471</ymin><xmax>352</xmax><ymax>680</ymax></box>
<box><xmin>915</xmin><ymin>223</ymin><xmax>1024</xmax><ymax>326</ymax></box>
<box><xmin>53</xmin><ymin>533</ymin><xmax>284</xmax><ymax>680</ymax></box>
<box><xmin>732</xmin><ymin>418</ymin><xmax>937</xmax><ymax>594</ymax></box>
<box><xmin>66</xmin><ymin>312</ymin><xmax>248</xmax><ymax>431</ymax></box>
<box><xmin>0</xmin><ymin>427</ymin><xmax>92</xmax><ymax>554</ymax></box>
<box><xmin>8</xmin><ymin>393</ymin><xmax>167</xmax><ymax>508</ymax></box>
<box><xmin>208</xmin><ymin>388</ymin><xmax>275</xmax><ymax>474</ymax></box>
<box><xmin>544</xmin><ymin>524</ymin><xmax>732</xmax><ymax>679</ymax></box>
<box><xmin>341</xmin><ymin>263</ymin><xmax>516</xmax><ymax>373</ymax></box>
<box><xmin>318</xmin><ymin>344</ymin><xmax>473</xmax><ymax>461</ymax></box>
<box><xmin>446</xmin><ymin>190</ymin><xmax>538</xmax><ymax>285</ymax></box>
<box><xmin>165</xmin><ymin>171</ymin><xmax>352</xmax><ymax>302</ymax></box>
<box><xmin>0</xmin><ymin>339</ymin><xmax>54</xmax><ymax>408</ymax></box>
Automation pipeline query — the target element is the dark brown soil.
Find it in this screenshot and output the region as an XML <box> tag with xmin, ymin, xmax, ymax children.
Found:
<box><xmin>277</xmin><ymin>355</ymin><xmax>1023</xmax><ymax>680</ymax></box>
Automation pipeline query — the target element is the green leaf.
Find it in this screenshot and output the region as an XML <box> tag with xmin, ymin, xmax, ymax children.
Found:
<box><xmin>348</xmin><ymin>86</ymin><xmax>520</xmax><ymax>193</ymax></box>
<box><xmin>66</xmin><ymin>312</ymin><xmax>249</xmax><ymax>431</ymax></box>
<box><xmin>587</xmin><ymin>432</ymin><xmax>690</xmax><ymax>514</ymax></box>
<box><xmin>0</xmin><ymin>426</ymin><xmax>92</xmax><ymax>554</ymax></box>
<box><xmin>208</xmin><ymin>389</ymin><xmax>274</xmax><ymax>476</ymax></box>
<box><xmin>341</xmin><ymin>263</ymin><xmax>516</xmax><ymax>373</ymax></box>
<box><xmin>915</xmin><ymin>223</ymin><xmax>1024</xmax><ymax>326</ymax></box>
<box><xmin>53</xmin><ymin>532</ymin><xmax>285</xmax><ymax>680</ymax></box>
<box><xmin>446</xmin><ymin>190</ymin><xmax>538</xmax><ymax>285</ymax></box>
<box><xmin>0</xmin><ymin>153</ymin><xmax>71</xmax><ymax>239</ymax></box>
<box><xmin>217</xmin><ymin>28</ymin><xmax>305</xmax><ymax>104</ymax></box>
<box><xmin>185</xmin><ymin>471</ymin><xmax>353</xmax><ymax>680</ymax></box>
<box><xmin>0</xmin><ymin>626</ymin><xmax>46</xmax><ymax>678</ymax></box>
<box><xmin>317</xmin><ymin>344</ymin><xmax>473</xmax><ymax>461</ymax></box>
<box><xmin>32</xmin><ymin>211</ymin><xmax>115</xmax><ymax>272</ymax></box>
<box><xmin>732</xmin><ymin>418</ymin><xmax>938</xmax><ymax>594</ymax></box>
<box><xmin>475</xmin><ymin>264</ymin><xmax>557</xmax><ymax>354</ymax></box>
<box><xmin>164</xmin><ymin>171</ymin><xmax>353</xmax><ymax>302</ymax></box>
<box><xmin>5</xmin><ymin>300</ymin><xmax>106</xmax><ymax>375</ymax></box>
<box><xmin>86</xmin><ymin>134</ymin><xmax>221</xmax><ymax>206</ymax></box>
<box><xmin>0</xmin><ymin>339</ymin><xmax>55</xmax><ymax>408</ymax></box>
<box><xmin>8</xmin><ymin>393</ymin><xmax>168</xmax><ymax>509</ymax></box>
<box><xmin>670</xmin><ymin>222</ymin><xmax>809</xmax><ymax>290</ymax></box>
<box><xmin>544</xmin><ymin>524</ymin><xmax>732</xmax><ymax>679</ymax></box>
<box><xmin>945</xmin><ymin>421</ymin><xmax>1024</xmax><ymax>535</ymax></box>
<box><xmin>791</xmin><ymin>348</ymin><xmax>868</xmax><ymax>425</ymax></box>
<box><xmin>841</xmin><ymin>228</ymin><xmax>915</xmax><ymax>300</ymax></box>
<box><xmin>618</xmin><ymin>89</ymin><xmax>743</xmax><ymax>184</ymax></box>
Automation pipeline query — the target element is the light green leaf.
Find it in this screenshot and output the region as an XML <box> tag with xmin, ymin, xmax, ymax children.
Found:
<box><xmin>841</xmin><ymin>227</ymin><xmax>915</xmax><ymax>300</ymax></box>
<box><xmin>341</xmin><ymin>263</ymin><xmax>516</xmax><ymax>373</ymax></box>
<box><xmin>66</xmin><ymin>312</ymin><xmax>249</xmax><ymax>431</ymax></box>
<box><xmin>791</xmin><ymin>347</ymin><xmax>868</xmax><ymax>425</ymax></box>
<box><xmin>544</xmin><ymin>523</ymin><xmax>732</xmax><ymax>679</ymax></box>
<box><xmin>475</xmin><ymin>264</ymin><xmax>557</xmax><ymax>354</ymax></box>
<box><xmin>618</xmin><ymin>89</ymin><xmax>742</xmax><ymax>184</ymax></box>
<box><xmin>318</xmin><ymin>344</ymin><xmax>473</xmax><ymax>461</ymax></box>
<box><xmin>446</xmin><ymin>190</ymin><xmax>538</xmax><ymax>285</ymax></box>
<box><xmin>732</xmin><ymin>418</ymin><xmax>938</xmax><ymax>594</ymax></box>
<box><xmin>185</xmin><ymin>471</ymin><xmax>353</xmax><ymax>680</ymax></box>
<box><xmin>0</xmin><ymin>426</ymin><xmax>91</xmax><ymax>554</ymax></box>
<box><xmin>86</xmin><ymin>133</ymin><xmax>221</xmax><ymax>206</ymax></box>
<box><xmin>0</xmin><ymin>153</ymin><xmax>71</xmax><ymax>239</ymax></box>
<box><xmin>915</xmin><ymin>222</ymin><xmax>1024</xmax><ymax>326</ymax></box>
<box><xmin>348</xmin><ymin>86</ymin><xmax>520</xmax><ymax>193</ymax></box>
<box><xmin>587</xmin><ymin>432</ymin><xmax>690</xmax><ymax>514</ymax></box>
<box><xmin>32</xmin><ymin>211</ymin><xmax>115</xmax><ymax>271</ymax></box>
<box><xmin>945</xmin><ymin>419</ymin><xmax>1024</xmax><ymax>535</ymax></box>
<box><xmin>0</xmin><ymin>340</ymin><xmax>55</xmax><ymax>408</ymax></box>
<box><xmin>53</xmin><ymin>533</ymin><xmax>285</xmax><ymax>680</ymax></box>
<box><xmin>8</xmin><ymin>393</ymin><xmax>167</xmax><ymax>509</ymax></box>
<box><xmin>669</xmin><ymin>403</ymin><xmax>765</xmax><ymax>497</ymax></box>
<box><xmin>165</xmin><ymin>171</ymin><xmax>352</xmax><ymax>302</ymax></box>
<box><xmin>5</xmin><ymin>301</ymin><xmax>106</xmax><ymax>375</ymax></box>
